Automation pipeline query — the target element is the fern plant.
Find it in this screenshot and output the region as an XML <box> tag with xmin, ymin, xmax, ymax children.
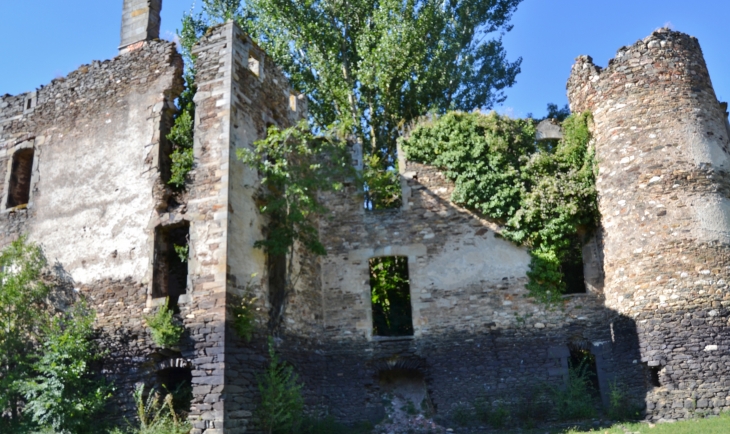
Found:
<box><xmin>145</xmin><ymin>298</ymin><xmax>184</xmax><ymax>349</ymax></box>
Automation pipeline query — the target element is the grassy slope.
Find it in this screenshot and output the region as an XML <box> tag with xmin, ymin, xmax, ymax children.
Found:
<box><xmin>564</xmin><ymin>412</ymin><xmax>730</xmax><ymax>434</ymax></box>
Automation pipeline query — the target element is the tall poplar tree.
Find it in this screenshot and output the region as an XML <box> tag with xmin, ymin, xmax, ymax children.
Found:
<box><xmin>182</xmin><ymin>0</ymin><xmax>523</xmax><ymax>173</ymax></box>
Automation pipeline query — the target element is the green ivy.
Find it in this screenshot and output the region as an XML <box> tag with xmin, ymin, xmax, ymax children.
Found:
<box><xmin>401</xmin><ymin>111</ymin><xmax>597</xmax><ymax>303</ymax></box>
<box><xmin>238</xmin><ymin>122</ymin><xmax>358</xmax><ymax>258</ymax></box>
<box><xmin>145</xmin><ymin>298</ymin><xmax>184</xmax><ymax>349</ymax></box>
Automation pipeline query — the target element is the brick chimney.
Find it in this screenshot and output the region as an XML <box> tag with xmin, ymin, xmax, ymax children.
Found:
<box><xmin>119</xmin><ymin>0</ymin><xmax>162</xmax><ymax>53</ymax></box>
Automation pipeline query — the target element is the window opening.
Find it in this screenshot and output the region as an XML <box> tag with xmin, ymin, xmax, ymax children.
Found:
<box><xmin>568</xmin><ymin>347</ymin><xmax>600</xmax><ymax>398</ymax></box>
<box><xmin>248</xmin><ymin>53</ymin><xmax>261</xmax><ymax>76</ymax></box>
<box><xmin>152</xmin><ymin>222</ymin><xmax>190</xmax><ymax>308</ymax></box>
<box><xmin>370</xmin><ymin>256</ymin><xmax>413</xmax><ymax>336</ymax></box>
<box><xmin>562</xmin><ymin>235</ymin><xmax>587</xmax><ymax>294</ymax></box>
<box><xmin>156</xmin><ymin>366</ymin><xmax>193</xmax><ymax>413</ymax></box>
<box><xmin>289</xmin><ymin>94</ymin><xmax>297</xmax><ymax>112</ymax></box>
<box><xmin>6</xmin><ymin>148</ymin><xmax>34</xmax><ymax>209</ymax></box>
<box><xmin>645</xmin><ymin>363</ymin><xmax>661</xmax><ymax>388</ymax></box>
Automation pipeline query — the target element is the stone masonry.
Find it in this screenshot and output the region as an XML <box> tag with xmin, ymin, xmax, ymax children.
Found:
<box><xmin>568</xmin><ymin>28</ymin><xmax>730</xmax><ymax>421</ymax></box>
<box><xmin>3</xmin><ymin>1</ymin><xmax>730</xmax><ymax>432</ymax></box>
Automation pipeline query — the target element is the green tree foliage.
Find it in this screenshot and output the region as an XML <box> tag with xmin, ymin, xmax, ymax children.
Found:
<box><xmin>369</xmin><ymin>256</ymin><xmax>413</xmax><ymax>336</ymax></box>
<box><xmin>166</xmin><ymin>7</ymin><xmax>207</xmax><ymax>189</ymax></box>
<box><xmin>239</xmin><ymin>123</ymin><xmax>357</xmax><ymax>333</ymax></box>
<box><xmin>0</xmin><ymin>237</ymin><xmax>49</xmax><ymax>427</ymax></box>
<box><xmin>20</xmin><ymin>303</ymin><xmax>109</xmax><ymax>433</ymax></box>
<box><xmin>0</xmin><ymin>237</ymin><xmax>109</xmax><ymax>433</ymax></box>
<box><xmin>145</xmin><ymin>298</ymin><xmax>185</xmax><ymax>349</ymax></box>
<box><xmin>245</xmin><ymin>0</ymin><xmax>523</xmax><ymax>163</ymax></box>
<box><xmin>256</xmin><ymin>338</ymin><xmax>304</xmax><ymax>434</ymax></box>
<box><xmin>183</xmin><ymin>0</ymin><xmax>524</xmax><ymax>205</ymax></box>
<box><xmin>238</xmin><ymin>122</ymin><xmax>357</xmax><ymax>258</ymax></box>
<box><xmin>401</xmin><ymin>110</ymin><xmax>598</xmax><ymax>303</ymax></box>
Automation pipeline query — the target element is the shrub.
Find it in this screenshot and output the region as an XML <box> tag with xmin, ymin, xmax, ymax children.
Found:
<box><xmin>256</xmin><ymin>338</ymin><xmax>304</xmax><ymax>434</ymax></box>
<box><xmin>20</xmin><ymin>302</ymin><xmax>111</xmax><ymax>434</ymax></box>
<box><xmin>109</xmin><ymin>384</ymin><xmax>191</xmax><ymax>434</ymax></box>
<box><xmin>548</xmin><ymin>362</ymin><xmax>597</xmax><ymax>421</ymax></box>
<box><xmin>450</xmin><ymin>402</ymin><xmax>473</xmax><ymax>427</ymax></box>
<box><xmin>145</xmin><ymin>298</ymin><xmax>184</xmax><ymax>349</ymax></box>
<box><xmin>0</xmin><ymin>237</ymin><xmax>109</xmax><ymax>433</ymax></box>
<box><xmin>401</xmin><ymin>110</ymin><xmax>597</xmax><ymax>303</ymax></box>
<box><xmin>606</xmin><ymin>380</ymin><xmax>640</xmax><ymax>421</ymax></box>
<box><xmin>232</xmin><ymin>279</ymin><xmax>259</xmax><ymax>342</ymax></box>
<box><xmin>474</xmin><ymin>398</ymin><xmax>509</xmax><ymax>429</ymax></box>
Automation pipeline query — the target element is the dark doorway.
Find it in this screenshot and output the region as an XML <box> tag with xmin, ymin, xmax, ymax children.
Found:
<box><xmin>152</xmin><ymin>222</ymin><xmax>190</xmax><ymax>308</ymax></box>
<box><xmin>569</xmin><ymin>347</ymin><xmax>600</xmax><ymax>398</ymax></box>
<box><xmin>7</xmin><ymin>148</ymin><xmax>34</xmax><ymax>209</ymax></box>
<box><xmin>156</xmin><ymin>366</ymin><xmax>193</xmax><ymax>413</ymax></box>
<box><xmin>370</xmin><ymin>256</ymin><xmax>413</xmax><ymax>336</ymax></box>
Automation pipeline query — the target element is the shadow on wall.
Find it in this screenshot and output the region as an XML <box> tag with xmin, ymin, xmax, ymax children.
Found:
<box><xmin>243</xmin><ymin>169</ymin><xmax>658</xmax><ymax>427</ymax></box>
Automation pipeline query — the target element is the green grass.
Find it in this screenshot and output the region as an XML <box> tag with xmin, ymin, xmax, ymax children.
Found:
<box><xmin>564</xmin><ymin>412</ymin><xmax>730</xmax><ymax>434</ymax></box>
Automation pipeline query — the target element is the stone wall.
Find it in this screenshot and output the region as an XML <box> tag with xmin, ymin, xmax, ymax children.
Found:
<box><xmin>190</xmin><ymin>21</ymin><xmax>308</xmax><ymax>434</ymax></box>
<box><xmin>263</xmin><ymin>143</ymin><xmax>648</xmax><ymax>424</ymax></box>
<box><xmin>568</xmin><ymin>28</ymin><xmax>730</xmax><ymax>421</ymax></box>
<box><xmin>0</xmin><ymin>39</ymin><xmax>189</xmax><ymax>420</ymax></box>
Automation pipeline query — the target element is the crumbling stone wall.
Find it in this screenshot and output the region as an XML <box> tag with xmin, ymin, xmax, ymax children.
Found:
<box><xmin>264</xmin><ymin>145</ymin><xmax>647</xmax><ymax>423</ymax></box>
<box><xmin>568</xmin><ymin>28</ymin><xmax>730</xmax><ymax>421</ymax></box>
<box><xmin>0</xmin><ymin>39</ymin><xmax>187</xmax><ymax>420</ymax></box>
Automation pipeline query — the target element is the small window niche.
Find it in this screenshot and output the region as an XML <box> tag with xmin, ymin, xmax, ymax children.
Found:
<box><xmin>248</xmin><ymin>52</ymin><xmax>261</xmax><ymax>77</ymax></box>
<box><xmin>644</xmin><ymin>362</ymin><xmax>661</xmax><ymax>388</ymax></box>
<box><xmin>152</xmin><ymin>221</ymin><xmax>190</xmax><ymax>308</ymax></box>
<box><xmin>23</xmin><ymin>92</ymin><xmax>37</xmax><ymax>114</ymax></box>
<box><xmin>6</xmin><ymin>148</ymin><xmax>35</xmax><ymax>209</ymax></box>
<box><xmin>370</xmin><ymin>256</ymin><xmax>413</xmax><ymax>337</ymax></box>
<box><xmin>289</xmin><ymin>94</ymin><xmax>297</xmax><ymax>112</ymax></box>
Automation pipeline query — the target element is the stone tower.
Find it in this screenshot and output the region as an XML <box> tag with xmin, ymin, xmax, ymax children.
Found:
<box><xmin>568</xmin><ymin>29</ymin><xmax>730</xmax><ymax>419</ymax></box>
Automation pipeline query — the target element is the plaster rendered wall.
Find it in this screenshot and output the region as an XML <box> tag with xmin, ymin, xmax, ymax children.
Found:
<box><xmin>568</xmin><ymin>28</ymin><xmax>730</xmax><ymax>421</ymax></box>
<box><xmin>0</xmin><ymin>40</ymin><xmax>187</xmax><ymax>420</ymax></box>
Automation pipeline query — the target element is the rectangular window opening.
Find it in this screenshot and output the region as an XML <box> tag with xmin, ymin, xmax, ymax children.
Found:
<box><xmin>370</xmin><ymin>256</ymin><xmax>413</xmax><ymax>337</ymax></box>
<box><xmin>562</xmin><ymin>235</ymin><xmax>587</xmax><ymax>294</ymax></box>
<box><xmin>644</xmin><ymin>363</ymin><xmax>661</xmax><ymax>388</ymax></box>
<box><xmin>7</xmin><ymin>148</ymin><xmax>34</xmax><ymax>209</ymax></box>
<box><xmin>248</xmin><ymin>54</ymin><xmax>261</xmax><ymax>76</ymax></box>
<box><xmin>152</xmin><ymin>222</ymin><xmax>190</xmax><ymax>308</ymax></box>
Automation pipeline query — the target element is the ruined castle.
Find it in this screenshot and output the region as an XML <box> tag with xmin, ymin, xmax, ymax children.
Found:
<box><xmin>2</xmin><ymin>1</ymin><xmax>730</xmax><ymax>432</ymax></box>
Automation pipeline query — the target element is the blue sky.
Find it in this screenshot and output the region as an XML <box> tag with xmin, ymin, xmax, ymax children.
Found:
<box><xmin>1</xmin><ymin>0</ymin><xmax>729</xmax><ymax>119</ymax></box>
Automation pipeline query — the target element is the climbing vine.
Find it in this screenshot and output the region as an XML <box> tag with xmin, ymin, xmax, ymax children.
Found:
<box><xmin>166</xmin><ymin>12</ymin><xmax>206</xmax><ymax>189</ymax></box>
<box><xmin>238</xmin><ymin>122</ymin><xmax>358</xmax><ymax>332</ymax></box>
<box><xmin>400</xmin><ymin>111</ymin><xmax>597</xmax><ymax>303</ymax></box>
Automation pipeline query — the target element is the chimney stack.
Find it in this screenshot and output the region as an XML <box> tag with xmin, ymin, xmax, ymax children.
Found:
<box><xmin>119</xmin><ymin>0</ymin><xmax>162</xmax><ymax>53</ymax></box>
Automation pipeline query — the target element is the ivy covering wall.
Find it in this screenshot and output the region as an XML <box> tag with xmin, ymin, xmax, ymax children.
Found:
<box><xmin>400</xmin><ymin>111</ymin><xmax>598</xmax><ymax>303</ymax></box>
